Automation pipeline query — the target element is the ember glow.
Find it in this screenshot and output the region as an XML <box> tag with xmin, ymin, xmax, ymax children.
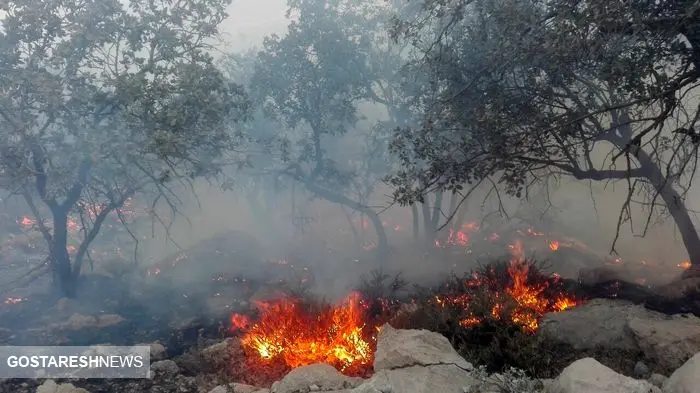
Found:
<box><xmin>230</xmin><ymin>240</ymin><xmax>581</xmax><ymax>374</ymax></box>
<box><xmin>678</xmin><ymin>260</ymin><xmax>691</xmax><ymax>270</ymax></box>
<box><xmin>231</xmin><ymin>292</ymin><xmax>375</xmax><ymax>374</ymax></box>
<box><xmin>433</xmin><ymin>239</ymin><xmax>580</xmax><ymax>333</ymax></box>
<box><xmin>4</xmin><ymin>297</ymin><xmax>25</xmax><ymax>305</ymax></box>
<box><xmin>15</xmin><ymin>198</ymin><xmax>144</xmax><ymax>236</ymax></box>
<box><xmin>548</xmin><ymin>240</ymin><xmax>560</xmax><ymax>251</ymax></box>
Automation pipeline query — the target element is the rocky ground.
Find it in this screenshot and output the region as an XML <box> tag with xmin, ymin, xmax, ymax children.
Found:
<box><xmin>2</xmin><ymin>230</ymin><xmax>699</xmax><ymax>393</ymax></box>
<box><xmin>1</xmin><ymin>319</ymin><xmax>698</xmax><ymax>393</ymax></box>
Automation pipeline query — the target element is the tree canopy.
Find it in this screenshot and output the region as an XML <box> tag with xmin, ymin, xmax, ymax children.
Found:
<box><xmin>241</xmin><ymin>0</ymin><xmax>418</xmax><ymax>254</ymax></box>
<box><xmin>0</xmin><ymin>0</ymin><xmax>248</xmax><ymax>296</ymax></box>
<box><xmin>388</xmin><ymin>0</ymin><xmax>700</xmax><ymax>270</ymax></box>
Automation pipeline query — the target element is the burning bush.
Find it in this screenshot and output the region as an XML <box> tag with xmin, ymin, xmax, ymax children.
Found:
<box><xmin>227</xmin><ymin>247</ymin><xmax>584</xmax><ymax>381</ymax></box>
<box><xmin>230</xmin><ymin>292</ymin><xmax>377</xmax><ymax>380</ymax></box>
<box><xmin>393</xmin><ymin>258</ymin><xmax>584</xmax><ymax>376</ymax></box>
<box><xmin>431</xmin><ymin>258</ymin><xmax>580</xmax><ymax>333</ymax></box>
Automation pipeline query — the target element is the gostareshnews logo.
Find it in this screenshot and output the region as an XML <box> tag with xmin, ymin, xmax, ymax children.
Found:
<box><xmin>0</xmin><ymin>346</ymin><xmax>151</xmax><ymax>378</ymax></box>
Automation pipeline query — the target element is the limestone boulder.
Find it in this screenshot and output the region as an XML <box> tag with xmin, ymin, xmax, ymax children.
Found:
<box><xmin>35</xmin><ymin>380</ymin><xmax>90</xmax><ymax>393</ymax></box>
<box><xmin>208</xmin><ymin>383</ymin><xmax>261</xmax><ymax>393</ymax></box>
<box><xmin>270</xmin><ymin>363</ymin><xmax>363</xmax><ymax>393</ymax></box>
<box><xmin>627</xmin><ymin>314</ymin><xmax>700</xmax><ymax>372</ymax></box>
<box><xmin>546</xmin><ymin>358</ymin><xmax>660</xmax><ymax>393</ymax></box>
<box><xmin>352</xmin><ymin>364</ymin><xmax>476</xmax><ymax>393</ymax></box>
<box><xmin>663</xmin><ymin>352</ymin><xmax>700</xmax><ymax>393</ymax></box>
<box><xmin>538</xmin><ymin>299</ymin><xmax>644</xmax><ymax>351</ymax></box>
<box><xmin>373</xmin><ymin>324</ymin><xmax>473</xmax><ymax>371</ymax></box>
<box><xmin>539</xmin><ymin>299</ymin><xmax>700</xmax><ymax>371</ymax></box>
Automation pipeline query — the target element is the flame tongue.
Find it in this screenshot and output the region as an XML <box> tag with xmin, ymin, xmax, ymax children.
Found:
<box><xmin>232</xmin><ymin>292</ymin><xmax>374</xmax><ymax>374</ymax></box>
<box><xmin>435</xmin><ymin>239</ymin><xmax>580</xmax><ymax>333</ymax></box>
<box><xmin>231</xmin><ymin>240</ymin><xmax>582</xmax><ymax>374</ymax></box>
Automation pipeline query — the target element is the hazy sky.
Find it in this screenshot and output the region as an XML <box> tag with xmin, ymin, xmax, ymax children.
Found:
<box><xmin>220</xmin><ymin>0</ymin><xmax>290</xmax><ymax>52</ymax></box>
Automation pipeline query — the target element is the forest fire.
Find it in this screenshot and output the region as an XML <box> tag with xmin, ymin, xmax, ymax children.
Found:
<box><xmin>230</xmin><ymin>292</ymin><xmax>375</xmax><ymax>375</ymax></box>
<box><xmin>14</xmin><ymin>198</ymin><xmax>141</xmax><ymax>234</ymax></box>
<box><xmin>432</xmin><ymin>240</ymin><xmax>579</xmax><ymax>333</ymax></box>
<box><xmin>678</xmin><ymin>260</ymin><xmax>691</xmax><ymax>270</ymax></box>
<box><xmin>230</xmin><ymin>239</ymin><xmax>582</xmax><ymax>374</ymax></box>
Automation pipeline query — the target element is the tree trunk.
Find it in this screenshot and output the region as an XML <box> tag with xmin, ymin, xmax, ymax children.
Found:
<box><xmin>411</xmin><ymin>203</ymin><xmax>420</xmax><ymax>241</ymax></box>
<box><xmin>603</xmin><ymin>113</ymin><xmax>700</xmax><ymax>276</ymax></box>
<box><xmin>635</xmin><ymin>151</ymin><xmax>700</xmax><ymax>278</ymax></box>
<box><xmin>292</xmin><ymin>172</ymin><xmax>389</xmax><ymax>259</ymax></box>
<box><xmin>447</xmin><ymin>191</ymin><xmax>458</xmax><ymax>226</ymax></box>
<box><xmin>431</xmin><ymin>190</ymin><xmax>444</xmax><ymax>233</ymax></box>
<box><xmin>50</xmin><ymin>209</ymin><xmax>76</xmax><ymax>298</ymax></box>
<box><xmin>421</xmin><ymin>200</ymin><xmax>434</xmax><ymax>244</ymax></box>
<box><xmin>363</xmin><ymin>209</ymin><xmax>389</xmax><ymax>258</ymax></box>
<box><xmin>452</xmin><ymin>198</ymin><xmax>469</xmax><ymax>233</ymax></box>
<box><xmin>341</xmin><ymin>207</ymin><xmax>363</xmax><ymax>248</ymax></box>
<box><xmin>71</xmin><ymin>204</ymin><xmax>115</xmax><ymax>285</ymax></box>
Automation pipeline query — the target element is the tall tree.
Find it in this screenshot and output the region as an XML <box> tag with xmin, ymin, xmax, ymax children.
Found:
<box><xmin>0</xmin><ymin>0</ymin><xmax>247</xmax><ymax>297</ymax></box>
<box><xmin>250</xmin><ymin>0</ymin><xmax>396</xmax><ymax>255</ymax></box>
<box><xmin>389</xmin><ymin>0</ymin><xmax>700</xmax><ymax>273</ymax></box>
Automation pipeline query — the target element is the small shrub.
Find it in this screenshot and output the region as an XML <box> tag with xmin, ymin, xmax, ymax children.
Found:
<box><xmin>468</xmin><ymin>366</ymin><xmax>545</xmax><ymax>393</ymax></box>
<box><xmin>355</xmin><ymin>269</ymin><xmax>411</xmax><ymax>325</ymax></box>
<box><xmin>393</xmin><ymin>259</ymin><xmax>590</xmax><ymax>378</ymax></box>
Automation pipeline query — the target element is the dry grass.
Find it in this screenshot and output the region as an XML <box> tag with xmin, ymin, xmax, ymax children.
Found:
<box><xmin>181</xmin><ymin>259</ymin><xmax>640</xmax><ymax>382</ymax></box>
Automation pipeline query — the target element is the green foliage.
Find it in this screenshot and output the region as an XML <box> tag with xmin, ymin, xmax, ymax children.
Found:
<box><xmin>388</xmin><ymin>0</ymin><xmax>700</xmax><ymax>204</ymax></box>
<box><xmin>0</xmin><ymin>0</ymin><xmax>248</xmax><ymax>290</ymax></box>
<box><xmin>393</xmin><ymin>260</ymin><xmax>586</xmax><ymax>377</ymax></box>
<box><xmin>242</xmin><ymin>0</ymin><xmax>412</xmax><ymax>195</ymax></box>
<box><xmin>221</xmin><ymin>0</ymin><xmax>414</xmax><ymax>253</ymax></box>
<box><xmin>386</xmin><ymin>0</ymin><xmax>700</xmax><ymax>270</ymax></box>
<box><xmin>250</xmin><ymin>0</ymin><xmax>374</xmax><ymax>186</ymax></box>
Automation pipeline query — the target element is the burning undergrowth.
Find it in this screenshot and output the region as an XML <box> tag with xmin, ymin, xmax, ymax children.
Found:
<box><xmin>226</xmin><ymin>244</ymin><xmax>584</xmax><ymax>385</ymax></box>
<box><xmin>395</xmin><ymin>258</ymin><xmax>583</xmax><ymax>376</ymax></box>
<box><xmin>226</xmin><ymin>292</ymin><xmax>378</xmax><ymax>385</ymax></box>
<box><xmin>426</xmin><ymin>257</ymin><xmax>580</xmax><ymax>334</ymax></box>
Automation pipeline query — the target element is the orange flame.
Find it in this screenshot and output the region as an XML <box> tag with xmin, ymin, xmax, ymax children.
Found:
<box><xmin>18</xmin><ymin>216</ymin><xmax>35</xmax><ymax>229</ymax></box>
<box><xmin>678</xmin><ymin>260</ymin><xmax>691</xmax><ymax>270</ymax></box>
<box><xmin>434</xmin><ymin>239</ymin><xmax>579</xmax><ymax>333</ymax></box>
<box><xmin>231</xmin><ymin>314</ymin><xmax>252</xmax><ymax>330</ymax></box>
<box><xmin>232</xmin><ymin>292</ymin><xmax>374</xmax><ymax>374</ymax></box>
<box><xmin>230</xmin><ymin>224</ymin><xmax>583</xmax><ymax>374</ymax></box>
<box><xmin>549</xmin><ymin>240</ymin><xmax>560</xmax><ymax>251</ymax></box>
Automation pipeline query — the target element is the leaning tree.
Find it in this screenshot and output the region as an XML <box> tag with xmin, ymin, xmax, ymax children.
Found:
<box><xmin>0</xmin><ymin>0</ymin><xmax>248</xmax><ymax>297</ymax></box>
<box><xmin>388</xmin><ymin>0</ymin><xmax>700</xmax><ymax>274</ymax></box>
<box><xmin>249</xmin><ymin>0</ymin><xmax>397</xmax><ymax>255</ymax></box>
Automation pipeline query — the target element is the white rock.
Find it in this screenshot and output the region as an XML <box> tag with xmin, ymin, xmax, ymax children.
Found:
<box><xmin>663</xmin><ymin>352</ymin><xmax>700</xmax><ymax>393</ymax></box>
<box><xmin>138</xmin><ymin>342</ymin><xmax>166</xmax><ymax>361</ymax></box>
<box><xmin>35</xmin><ymin>379</ymin><xmax>90</xmax><ymax>393</ymax></box>
<box><xmin>150</xmin><ymin>359</ymin><xmax>180</xmax><ymax>377</ymax></box>
<box><xmin>373</xmin><ymin>324</ymin><xmax>472</xmax><ymax>371</ymax></box>
<box><xmin>201</xmin><ymin>338</ymin><xmax>234</xmax><ymax>367</ymax></box>
<box><xmin>648</xmin><ymin>373</ymin><xmax>667</xmax><ymax>388</ymax></box>
<box><xmin>208</xmin><ymin>383</ymin><xmax>260</xmax><ymax>393</ymax></box>
<box><xmin>547</xmin><ymin>358</ymin><xmax>660</xmax><ymax>393</ymax></box>
<box><xmin>271</xmin><ymin>363</ymin><xmax>363</xmax><ymax>393</ymax></box>
<box><xmin>352</xmin><ymin>364</ymin><xmax>476</xmax><ymax>393</ymax></box>
<box><xmin>50</xmin><ymin>313</ymin><xmax>126</xmax><ymax>331</ymax></box>
<box><xmin>627</xmin><ymin>314</ymin><xmax>700</xmax><ymax>371</ymax></box>
<box><xmin>539</xmin><ymin>299</ymin><xmax>700</xmax><ymax>372</ymax></box>
<box><xmin>538</xmin><ymin>299</ymin><xmax>645</xmax><ymax>351</ymax></box>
